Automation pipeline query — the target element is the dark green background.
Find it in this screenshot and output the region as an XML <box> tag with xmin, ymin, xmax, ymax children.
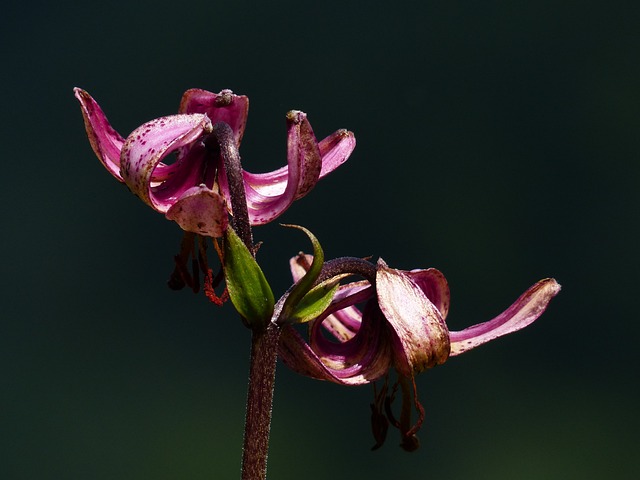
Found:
<box><xmin>2</xmin><ymin>0</ymin><xmax>638</xmax><ymax>478</ymax></box>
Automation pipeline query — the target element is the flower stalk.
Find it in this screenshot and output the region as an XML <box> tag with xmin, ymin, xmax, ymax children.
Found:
<box><xmin>241</xmin><ymin>324</ymin><xmax>280</xmax><ymax>480</ymax></box>
<box><xmin>212</xmin><ymin>121</ymin><xmax>253</xmax><ymax>251</ymax></box>
<box><xmin>212</xmin><ymin>121</ymin><xmax>278</xmax><ymax>480</ymax></box>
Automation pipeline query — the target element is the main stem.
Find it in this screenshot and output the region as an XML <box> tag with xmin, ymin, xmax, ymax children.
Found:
<box><xmin>211</xmin><ymin>122</ymin><xmax>278</xmax><ymax>479</ymax></box>
<box><xmin>241</xmin><ymin>323</ymin><xmax>280</xmax><ymax>480</ymax></box>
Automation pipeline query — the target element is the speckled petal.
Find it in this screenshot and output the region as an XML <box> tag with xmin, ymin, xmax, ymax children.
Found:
<box><xmin>220</xmin><ymin>113</ymin><xmax>354</xmax><ymax>226</ymax></box>
<box><xmin>179</xmin><ymin>88</ymin><xmax>249</xmax><ymax>146</ymax></box>
<box><xmin>220</xmin><ymin>110</ymin><xmax>323</xmax><ymax>225</ymax></box>
<box><xmin>119</xmin><ymin>114</ymin><xmax>213</xmax><ymax>213</ymax></box>
<box><xmin>240</xmin><ymin>127</ymin><xmax>355</xmax><ymax>217</ymax></box>
<box><xmin>407</xmin><ymin>268</ymin><xmax>451</xmax><ymax>320</ymax></box>
<box><xmin>318</xmin><ymin>129</ymin><xmax>356</xmax><ymax>178</ymax></box>
<box><xmin>289</xmin><ymin>253</ymin><xmax>368</xmax><ymax>341</ymax></box>
<box><xmin>376</xmin><ymin>259</ymin><xmax>450</xmax><ymax>376</ymax></box>
<box><xmin>73</xmin><ymin>88</ymin><xmax>125</xmax><ymax>181</ymax></box>
<box><xmin>279</xmin><ymin>299</ymin><xmax>392</xmax><ymax>386</ymax></box>
<box><xmin>165</xmin><ymin>185</ymin><xmax>228</xmax><ymax>237</ymax></box>
<box><xmin>449</xmin><ymin>278</ymin><xmax>561</xmax><ymax>356</ymax></box>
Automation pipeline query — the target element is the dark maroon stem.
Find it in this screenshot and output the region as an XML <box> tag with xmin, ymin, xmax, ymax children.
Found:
<box><xmin>212</xmin><ymin>121</ymin><xmax>253</xmax><ymax>252</ymax></box>
<box><xmin>210</xmin><ymin>125</ymin><xmax>277</xmax><ymax>479</ymax></box>
<box><xmin>318</xmin><ymin>256</ymin><xmax>377</xmax><ymax>284</ymax></box>
<box><xmin>241</xmin><ymin>323</ymin><xmax>280</xmax><ymax>480</ymax></box>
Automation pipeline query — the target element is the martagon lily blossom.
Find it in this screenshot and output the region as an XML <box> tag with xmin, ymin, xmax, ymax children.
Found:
<box><xmin>278</xmin><ymin>254</ymin><xmax>561</xmax><ymax>450</ymax></box>
<box><xmin>74</xmin><ymin>87</ymin><xmax>356</xmax><ymax>236</ymax></box>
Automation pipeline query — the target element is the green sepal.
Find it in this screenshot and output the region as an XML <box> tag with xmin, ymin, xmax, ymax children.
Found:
<box><xmin>223</xmin><ymin>225</ymin><xmax>274</xmax><ymax>328</ymax></box>
<box><xmin>277</xmin><ymin>225</ymin><xmax>325</xmax><ymax>323</ymax></box>
<box><xmin>286</xmin><ymin>279</ymin><xmax>340</xmax><ymax>324</ymax></box>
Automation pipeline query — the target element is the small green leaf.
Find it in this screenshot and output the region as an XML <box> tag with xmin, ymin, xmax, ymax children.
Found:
<box><xmin>277</xmin><ymin>225</ymin><xmax>325</xmax><ymax>323</ymax></box>
<box><xmin>223</xmin><ymin>226</ymin><xmax>274</xmax><ymax>328</ymax></box>
<box><xmin>287</xmin><ymin>279</ymin><xmax>340</xmax><ymax>324</ymax></box>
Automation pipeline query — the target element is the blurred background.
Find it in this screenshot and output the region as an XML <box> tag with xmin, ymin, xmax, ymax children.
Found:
<box><xmin>2</xmin><ymin>0</ymin><xmax>638</xmax><ymax>478</ymax></box>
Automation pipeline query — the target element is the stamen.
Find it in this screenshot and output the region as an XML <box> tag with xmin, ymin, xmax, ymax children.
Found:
<box><xmin>204</xmin><ymin>267</ymin><xmax>229</xmax><ymax>306</ymax></box>
<box><xmin>198</xmin><ymin>239</ymin><xmax>229</xmax><ymax>307</ymax></box>
<box><xmin>397</xmin><ymin>375</ymin><xmax>422</xmax><ymax>452</ymax></box>
<box><xmin>167</xmin><ymin>233</ymin><xmax>223</xmax><ymax>296</ymax></box>
<box><xmin>370</xmin><ymin>377</ymin><xmax>390</xmax><ymax>450</ymax></box>
<box><xmin>168</xmin><ymin>232</ymin><xmax>197</xmax><ymax>291</ymax></box>
<box><xmin>382</xmin><ymin>373</ymin><xmax>424</xmax><ymax>451</ymax></box>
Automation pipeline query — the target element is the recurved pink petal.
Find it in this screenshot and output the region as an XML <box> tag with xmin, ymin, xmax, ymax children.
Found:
<box><xmin>120</xmin><ymin>114</ymin><xmax>213</xmax><ymax>213</ymax></box>
<box><xmin>278</xmin><ymin>298</ymin><xmax>392</xmax><ymax>386</ymax></box>
<box><xmin>449</xmin><ymin>278</ymin><xmax>561</xmax><ymax>356</ymax></box>
<box><xmin>318</xmin><ymin>129</ymin><xmax>356</xmax><ymax>178</ymax></box>
<box><xmin>225</xmin><ymin>114</ymin><xmax>355</xmax><ymax>226</ymax></box>
<box><xmin>241</xmin><ymin>128</ymin><xmax>355</xmax><ymax>200</ymax></box>
<box><xmin>289</xmin><ymin>253</ymin><xmax>371</xmax><ymax>342</ymax></box>
<box><xmin>376</xmin><ymin>260</ymin><xmax>450</xmax><ymax>376</ymax></box>
<box><xmin>407</xmin><ymin>268</ymin><xmax>451</xmax><ymax>320</ymax></box>
<box><xmin>179</xmin><ymin>88</ymin><xmax>249</xmax><ymax>147</ymax></box>
<box><xmin>285</xmin><ymin>110</ymin><xmax>323</xmax><ymax>200</ymax></box>
<box><xmin>74</xmin><ymin>88</ymin><xmax>125</xmax><ymax>181</ymax></box>
<box><xmin>165</xmin><ymin>185</ymin><xmax>228</xmax><ymax>237</ymax></box>
<box><xmin>220</xmin><ymin>110</ymin><xmax>324</xmax><ymax>225</ymax></box>
<box><xmin>308</xmin><ymin>280</ymin><xmax>374</xmax><ymax>348</ymax></box>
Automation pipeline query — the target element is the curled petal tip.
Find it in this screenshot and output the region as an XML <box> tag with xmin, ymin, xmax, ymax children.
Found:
<box><xmin>449</xmin><ymin>277</ymin><xmax>561</xmax><ymax>356</ymax></box>
<box><xmin>74</xmin><ymin>87</ymin><xmax>126</xmax><ymax>181</ymax></box>
<box><xmin>286</xmin><ymin>110</ymin><xmax>307</xmax><ymax>123</ymax></box>
<box><xmin>318</xmin><ymin>129</ymin><xmax>356</xmax><ymax>178</ymax></box>
<box><xmin>119</xmin><ymin>113</ymin><xmax>213</xmax><ymax>212</ymax></box>
<box><xmin>215</xmin><ymin>89</ymin><xmax>236</xmax><ymax>106</ymax></box>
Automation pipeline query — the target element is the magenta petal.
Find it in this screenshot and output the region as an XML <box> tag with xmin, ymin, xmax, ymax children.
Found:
<box><xmin>74</xmin><ymin>88</ymin><xmax>125</xmax><ymax>182</ymax></box>
<box><xmin>407</xmin><ymin>268</ymin><xmax>451</xmax><ymax>320</ymax></box>
<box><xmin>120</xmin><ymin>114</ymin><xmax>213</xmax><ymax>213</ymax></box>
<box><xmin>314</xmin><ymin>282</ymin><xmax>370</xmax><ymax>342</ymax></box>
<box><xmin>179</xmin><ymin>88</ymin><xmax>249</xmax><ymax>146</ymax></box>
<box><xmin>165</xmin><ymin>185</ymin><xmax>228</xmax><ymax>237</ymax></box>
<box><xmin>279</xmin><ymin>258</ymin><xmax>388</xmax><ymax>384</ymax></box>
<box><xmin>289</xmin><ymin>254</ymin><xmax>369</xmax><ymax>341</ymax></box>
<box><xmin>285</xmin><ymin>111</ymin><xmax>323</xmax><ymax>200</ymax></box>
<box><xmin>318</xmin><ymin>129</ymin><xmax>356</xmax><ymax>178</ymax></box>
<box><xmin>278</xmin><ymin>299</ymin><xmax>392</xmax><ymax>386</ymax></box>
<box><xmin>376</xmin><ymin>260</ymin><xmax>450</xmax><ymax>376</ymax></box>
<box><xmin>308</xmin><ymin>281</ymin><xmax>374</xmax><ymax>350</ymax></box>
<box><xmin>241</xmin><ymin>128</ymin><xmax>355</xmax><ymax>199</ymax></box>
<box><xmin>222</xmin><ymin>110</ymin><xmax>323</xmax><ymax>225</ymax></box>
<box><xmin>449</xmin><ymin>278</ymin><xmax>561</xmax><ymax>356</ymax></box>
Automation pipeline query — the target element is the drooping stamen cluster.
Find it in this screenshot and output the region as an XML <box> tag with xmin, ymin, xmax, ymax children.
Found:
<box><xmin>167</xmin><ymin>231</ymin><xmax>228</xmax><ymax>306</ymax></box>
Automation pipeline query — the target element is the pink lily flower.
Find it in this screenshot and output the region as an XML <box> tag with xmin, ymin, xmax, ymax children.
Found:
<box><xmin>74</xmin><ymin>88</ymin><xmax>356</xmax><ymax>235</ymax></box>
<box><xmin>279</xmin><ymin>254</ymin><xmax>560</xmax><ymax>450</ymax></box>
